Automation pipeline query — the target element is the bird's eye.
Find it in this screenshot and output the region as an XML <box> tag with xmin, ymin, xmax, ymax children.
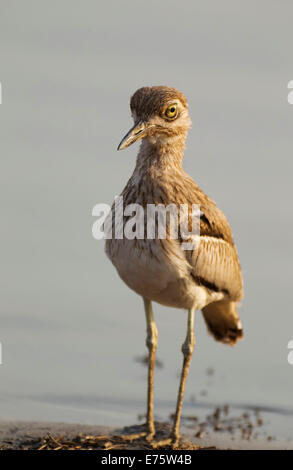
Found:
<box><xmin>165</xmin><ymin>104</ymin><xmax>178</xmax><ymax>119</ymax></box>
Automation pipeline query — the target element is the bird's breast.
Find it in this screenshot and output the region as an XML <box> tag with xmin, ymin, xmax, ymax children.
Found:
<box><xmin>105</xmin><ymin>236</ymin><xmax>216</xmax><ymax>310</ymax></box>
<box><xmin>106</xmin><ymin>237</ymin><xmax>183</xmax><ymax>292</ymax></box>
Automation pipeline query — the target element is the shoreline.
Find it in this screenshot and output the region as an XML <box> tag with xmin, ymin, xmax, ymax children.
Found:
<box><xmin>0</xmin><ymin>420</ymin><xmax>292</xmax><ymax>450</ymax></box>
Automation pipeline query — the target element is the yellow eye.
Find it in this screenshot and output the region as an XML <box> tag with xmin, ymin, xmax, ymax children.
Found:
<box><xmin>165</xmin><ymin>104</ymin><xmax>178</xmax><ymax>119</ymax></box>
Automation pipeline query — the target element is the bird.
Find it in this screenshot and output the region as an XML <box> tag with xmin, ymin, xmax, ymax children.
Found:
<box><xmin>105</xmin><ymin>86</ymin><xmax>244</xmax><ymax>446</ymax></box>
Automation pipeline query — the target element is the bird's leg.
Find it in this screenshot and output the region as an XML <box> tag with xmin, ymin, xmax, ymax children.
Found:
<box><xmin>143</xmin><ymin>298</ymin><xmax>158</xmax><ymax>439</ymax></box>
<box><xmin>119</xmin><ymin>299</ymin><xmax>158</xmax><ymax>444</ymax></box>
<box><xmin>171</xmin><ymin>308</ymin><xmax>195</xmax><ymax>445</ymax></box>
<box><xmin>152</xmin><ymin>309</ymin><xmax>195</xmax><ymax>450</ymax></box>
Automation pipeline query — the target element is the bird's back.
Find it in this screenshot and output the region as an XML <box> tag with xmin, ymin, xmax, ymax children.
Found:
<box><xmin>106</xmin><ymin>85</ymin><xmax>243</xmax><ymax>345</ymax></box>
<box><xmin>106</xmin><ymin>163</ymin><xmax>243</xmax><ymax>334</ymax></box>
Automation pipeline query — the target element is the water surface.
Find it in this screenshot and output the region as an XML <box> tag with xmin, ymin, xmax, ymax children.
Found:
<box><xmin>0</xmin><ymin>1</ymin><xmax>293</xmax><ymax>441</ymax></box>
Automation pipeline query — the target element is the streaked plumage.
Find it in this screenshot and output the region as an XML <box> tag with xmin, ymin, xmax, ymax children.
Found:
<box><xmin>105</xmin><ymin>86</ymin><xmax>244</xmax><ymax>446</ymax></box>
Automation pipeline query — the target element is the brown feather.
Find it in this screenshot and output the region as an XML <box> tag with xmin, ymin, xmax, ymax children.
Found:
<box><xmin>202</xmin><ymin>299</ymin><xmax>243</xmax><ymax>345</ymax></box>
<box><xmin>106</xmin><ymin>86</ymin><xmax>244</xmax><ymax>320</ymax></box>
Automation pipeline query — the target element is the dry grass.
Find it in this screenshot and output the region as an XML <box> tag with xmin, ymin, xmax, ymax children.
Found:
<box><xmin>0</xmin><ymin>422</ymin><xmax>214</xmax><ymax>451</ymax></box>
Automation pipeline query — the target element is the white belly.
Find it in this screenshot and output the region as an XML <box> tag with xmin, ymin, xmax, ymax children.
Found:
<box><xmin>105</xmin><ymin>238</ymin><xmax>224</xmax><ymax>310</ymax></box>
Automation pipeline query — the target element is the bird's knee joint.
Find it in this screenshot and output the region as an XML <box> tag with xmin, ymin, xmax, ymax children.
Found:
<box><xmin>181</xmin><ymin>336</ymin><xmax>194</xmax><ymax>358</ymax></box>
<box><xmin>146</xmin><ymin>327</ymin><xmax>158</xmax><ymax>350</ymax></box>
<box><xmin>146</xmin><ymin>338</ymin><xmax>156</xmax><ymax>350</ymax></box>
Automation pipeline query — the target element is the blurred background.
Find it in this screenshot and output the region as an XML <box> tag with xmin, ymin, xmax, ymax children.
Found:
<box><xmin>0</xmin><ymin>0</ymin><xmax>293</xmax><ymax>440</ymax></box>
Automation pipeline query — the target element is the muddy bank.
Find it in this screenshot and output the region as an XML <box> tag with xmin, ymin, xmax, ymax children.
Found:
<box><xmin>0</xmin><ymin>420</ymin><xmax>292</xmax><ymax>450</ymax></box>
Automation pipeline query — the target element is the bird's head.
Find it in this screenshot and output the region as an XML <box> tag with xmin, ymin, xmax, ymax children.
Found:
<box><xmin>117</xmin><ymin>86</ymin><xmax>191</xmax><ymax>151</ymax></box>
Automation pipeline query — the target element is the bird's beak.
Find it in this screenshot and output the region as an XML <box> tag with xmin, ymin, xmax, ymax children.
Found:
<box><xmin>117</xmin><ymin>120</ymin><xmax>148</xmax><ymax>151</ymax></box>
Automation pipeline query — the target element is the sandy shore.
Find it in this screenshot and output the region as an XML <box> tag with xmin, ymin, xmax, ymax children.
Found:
<box><xmin>0</xmin><ymin>420</ymin><xmax>292</xmax><ymax>450</ymax></box>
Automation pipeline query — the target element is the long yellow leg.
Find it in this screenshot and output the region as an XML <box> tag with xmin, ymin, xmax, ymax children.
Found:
<box><xmin>143</xmin><ymin>298</ymin><xmax>158</xmax><ymax>438</ymax></box>
<box><xmin>172</xmin><ymin>308</ymin><xmax>195</xmax><ymax>443</ymax></box>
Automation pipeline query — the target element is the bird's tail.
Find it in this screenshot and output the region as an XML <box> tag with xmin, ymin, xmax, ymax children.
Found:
<box><xmin>201</xmin><ymin>300</ymin><xmax>243</xmax><ymax>346</ymax></box>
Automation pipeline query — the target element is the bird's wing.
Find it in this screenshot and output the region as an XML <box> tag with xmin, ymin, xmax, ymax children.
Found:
<box><xmin>179</xmin><ymin>177</ymin><xmax>244</xmax><ymax>302</ymax></box>
<box><xmin>186</xmin><ymin>235</ymin><xmax>243</xmax><ymax>301</ymax></box>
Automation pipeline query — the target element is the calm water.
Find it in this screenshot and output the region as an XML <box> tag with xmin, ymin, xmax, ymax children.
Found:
<box><xmin>0</xmin><ymin>1</ymin><xmax>293</xmax><ymax>441</ymax></box>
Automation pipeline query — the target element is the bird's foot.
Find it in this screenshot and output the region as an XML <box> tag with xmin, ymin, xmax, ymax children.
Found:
<box><xmin>119</xmin><ymin>431</ymin><xmax>147</xmax><ymax>442</ymax></box>
<box><xmin>119</xmin><ymin>422</ymin><xmax>156</xmax><ymax>443</ymax></box>
<box><xmin>151</xmin><ymin>439</ymin><xmax>179</xmax><ymax>449</ymax></box>
<box><xmin>151</xmin><ymin>434</ymin><xmax>179</xmax><ymax>450</ymax></box>
<box><xmin>143</xmin><ymin>420</ymin><xmax>156</xmax><ymax>442</ymax></box>
<box><xmin>145</xmin><ymin>431</ymin><xmax>156</xmax><ymax>442</ymax></box>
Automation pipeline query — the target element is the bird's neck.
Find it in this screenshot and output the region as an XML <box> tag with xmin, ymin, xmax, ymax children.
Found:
<box><xmin>134</xmin><ymin>134</ymin><xmax>187</xmax><ymax>177</ymax></box>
